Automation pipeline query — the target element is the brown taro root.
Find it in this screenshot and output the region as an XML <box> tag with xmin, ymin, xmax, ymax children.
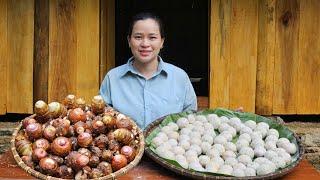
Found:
<box><xmin>89</xmin><ymin>168</ymin><xmax>104</xmax><ymax>179</ymax></box>
<box><xmin>26</xmin><ymin>123</ymin><xmax>43</xmax><ymax>141</ymax></box>
<box><xmin>57</xmin><ymin>165</ymin><xmax>74</xmax><ymax>179</ymax></box>
<box><xmin>34</xmin><ymin>100</ymin><xmax>50</xmax><ymax>122</ymax></box>
<box><xmin>52</xmin><ymin>118</ymin><xmax>70</xmax><ymax>137</ymax></box>
<box><xmin>48</xmin><ymin>102</ymin><xmax>67</xmax><ymax>119</ymax></box>
<box><xmin>32</xmin><ymin>148</ymin><xmax>48</xmax><ymax>162</ymax></box>
<box><xmin>15</xmin><ymin>130</ymin><xmax>27</xmax><ymax>141</ymax></box>
<box><xmin>16</xmin><ymin>139</ymin><xmax>33</xmax><ymax>156</ymax></box>
<box><xmin>21</xmin><ymin>155</ymin><xmax>34</xmax><ymax>168</ymax></box>
<box><xmin>86</xmin><ymin>110</ymin><xmax>95</xmax><ymax>120</ymax></box>
<box><xmin>65</xmin><ymin>151</ymin><xmax>89</xmax><ymax>170</ymax></box>
<box><xmin>113</xmin><ymin>128</ymin><xmax>133</xmax><ymax>145</ymax></box>
<box><xmin>90</xmin><ymin>146</ymin><xmax>102</xmax><ymax>157</ymax></box>
<box><xmin>120</xmin><ymin>146</ymin><xmax>135</xmax><ymax>162</ymax></box>
<box><xmin>94</xmin><ymin>134</ymin><xmax>108</xmax><ymax>149</ymax></box>
<box><xmin>101</xmin><ymin>149</ymin><xmax>113</xmax><ymax>162</ymax></box>
<box><xmin>92</xmin><ymin>117</ymin><xmax>106</xmax><ymax>134</ymax></box>
<box><xmin>77</xmin><ymin>132</ymin><xmax>93</xmax><ymax>147</ymax></box>
<box><xmin>91</xmin><ymin>95</ymin><xmax>105</xmax><ymax>115</ymax></box>
<box><xmin>48</xmin><ymin>154</ymin><xmax>64</xmax><ymax>165</ymax></box>
<box><xmin>33</xmin><ymin>138</ymin><xmax>50</xmax><ymax>151</ymax></box>
<box><xmin>108</xmin><ymin>140</ymin><xmax>120</xmax><ymax>152</ymax></box>
<box><xmin>43</xmin><ymin>125</ymin><xmax>56</xmax><ymax>141</ymax></box>
<box><xmin>97</xmin><ymin>161</ymin><xmax>113</xmax><ymax>175</ymax></box>
<box><xmin>22</xmin><ymin>117</ymin><xmax>37</xmax><ymax>129</ymax></box>
<box><xmin>78</xmin><ymin>148</ymin><xmax>92</xmax><ymax>158</ymax></box>
<box><xmin>74</xmin><ymin>121</ymin><xmax>88</xmax><ymax>135</ymax></box>
<box><xmin>62</xmin><ymin>94</ymin><xmax>77</xmax><ymax>109</ymax></box>
<box><xmin>75</xmin><ymin>97</ymin><xmax>86</xmax><ymax>111</ymax></box>
<box><xmin>102</xmin><ymin>114</ymin><xmax>116</xmax><ymax>129</ymax></box>
<box><xmin>69</xmin><ymin>108</ymin><xmax>87</xmax><ymax>124</ymax></box>
<box><xmin>111</xmin><ymin>154</ymin><xmax>127</xmax><ymax>171</ymax></box>
<box><xmin>88</xmin><ymin>155</ymin><xmax>100</xmax><ymax>168</ymax></box>
<box><xmin>39</xmin><ymin>157</ymin><xmax>59</xmax><ymax>175</ymax></box>
<box><xmin>116</xmin><ymin>118</ymin><xmax>133</xmax><ymax>130</ymax></box>
<box><xmin>51</xmin><ymin>137</ymin><xmax>72</xmax><ymax>157</ymax></box>
<box><xmin>70</xmin><ymin>136</ymin><xmax>78</xmax><ymax>151</ymax></box>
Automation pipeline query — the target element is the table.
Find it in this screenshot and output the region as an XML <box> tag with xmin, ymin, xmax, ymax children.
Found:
<box><xmin>0</xmin><ymin>150</ymin><xmax>318</xmax><ymax>179</ymax></box>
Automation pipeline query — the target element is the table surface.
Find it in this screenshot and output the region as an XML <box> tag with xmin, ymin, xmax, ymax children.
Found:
<box><xmin>0</xmin><ymin>150</ymin><xmax>318</xmax><ymax>180</ymax></box>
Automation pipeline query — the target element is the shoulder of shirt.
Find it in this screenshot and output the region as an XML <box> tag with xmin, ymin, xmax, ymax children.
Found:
<box><xmin>106</xmin><ymin>64</ymin><xmax>129</xmax><ymax>78</ymax></box>
<box><xmin>163</xmin><ymin>62</ymin><xmax>188</xmax><ymax>77</ymax></box>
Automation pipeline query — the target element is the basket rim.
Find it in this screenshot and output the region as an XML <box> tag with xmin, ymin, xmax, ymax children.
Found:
<box><xmin>11</xmin><ymin>114</ymin><xmax>145</xmax><ymax>180</ymax></box>
<box><xmin>143</xmin><ymin>111</ymin><xmax>305</xmax><ymax>180</ymax></box>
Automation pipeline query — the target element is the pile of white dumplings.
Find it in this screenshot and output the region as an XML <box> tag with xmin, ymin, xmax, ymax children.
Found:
<box><xmin>152</xmin><ymin>113</ymin><xmax>297</xmax><ymax>177</ymax></box>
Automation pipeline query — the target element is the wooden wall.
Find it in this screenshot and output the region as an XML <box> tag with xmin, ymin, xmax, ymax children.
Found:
<box><xmin>0</xmin><ymin>0</ymin><xmax>319</xmax><ymax>115</ymax></box>
<box><xmin>210</xmin><ymin>0</ymin><xmax>320</xmax><ymax>115</ymax></box>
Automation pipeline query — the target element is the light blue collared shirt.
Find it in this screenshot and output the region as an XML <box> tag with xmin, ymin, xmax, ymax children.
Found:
<box><xmin>99</xmin><ymin>57</ymin><xmax>197</xmax><ymax>129</ymax></box>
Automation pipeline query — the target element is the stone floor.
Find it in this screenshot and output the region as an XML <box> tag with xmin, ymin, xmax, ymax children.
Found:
<box><xmin>0</xmin><ymin>121</ymin><xmax>319</xmax><ymax>171</ymax></box>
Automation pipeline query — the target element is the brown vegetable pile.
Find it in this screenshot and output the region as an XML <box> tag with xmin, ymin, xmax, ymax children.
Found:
<box><xmin>15</xmin><ymin>95</ymin><xmax>140</xmax><ymax>179</ymax></box>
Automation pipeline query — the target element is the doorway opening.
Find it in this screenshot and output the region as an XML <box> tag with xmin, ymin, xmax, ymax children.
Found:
<box><xmin>115</xmin><ymin>0</ymin><xmax>209</xmax><ymax>96</ymax></box>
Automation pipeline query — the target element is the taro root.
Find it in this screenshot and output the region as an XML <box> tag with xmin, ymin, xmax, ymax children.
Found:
<box><xmin>74</xmin><ymin>121</ymin><xmax>88</xmax><ymax>135</ymax></box>
<box><xmin>21</xmin><ymin>155</ymin><xmax>34</xmax><ymax>168</ymax></box>
<box><xmin>92</xmin><ymin>117</ymin><xmax>106</xmax><ymax>134</ymax></box>
<box><xmin>22</xmin><ymin>117</ymin><xmax>37</xmax><ymax>129</ymax></box>
<box><xmin>90</xmin><ymin>146</ymin><xmax>102</xmax><ymax>157</ymax></box>
<box><xmin>33</xmin><ymin>138</ymin><xmax>50</xmax><ymax>151</ymax></box>
<box><xmin>48</xmin><ymin>154</ymin><xmax>64</xmax><ymax>165</ymax></box>
<box><xmin>32</xmin><ymin>148</ymin><xmax>48</xmax><ymax>162</ymax></box>
<box><xmin>16</xmin><ymin>139</ymin><xmax>32</xmax><ymax>156</ymax></box>
<box><xmin>120</xmin><ymin>146</ymin><xmax>135</xmax><ymax>162</ymax></box>
<box><xmin>77</xmin><ymin>132</ymin><xmax>93</xmax><ymax>147</ymax></box>
<box><xmin>39</xmin><ymin>157</ymin><xmax>59</xmax><ymax>175</ymax></box>
<box><xmin>97</xmin><ymin>161</ymin><xmax>113</xmax><ymax>175</ymax></box>
<box><xmin>52</xmin><ymin>118</ymin><xmax>70</xmax><ymax>137</ymax></box>
<box><xmin>75</xmin><ymin>97</ymin><xmax>86</xmax><ymax>110</ymax></box>
<box><xmin>15</xmin><ymin>130</ymin><xmax>27</xmax><ymax>141</ymax></box>
<box><xmin>89</xmin><ymin>168</ymin><xmax>104</xmax><ymax>178</ymax></box>
<box><xmin>63</xmin><ymin>94</ymin><xmax>76</xmax><ymax>109</ymax></box>
<box><xmin>111</xmin><ymin>154</ymin><xmax>127</xmax><ymax>171</ymax></box>
<box><xmin>34</xmin><ymin>100</ymin><xmax>49</xmax><ymax>116</ymax></box>
<box><xmin>102</xmin><ymin>114</ymin><xmax>116</xmax><ymax>129</ymax></box>
<box><xmin>70</xmin><ymin>137</ymin><xmax>78</xmax><ymax>151</ymax></box>
<box><xmin>57</xmin><ymin>165</ymin><xmax>74</xmax><ymax>179</ymax></box>
<box><xmin>88</xmin><ymin>155</ymin><xmax>100</xmax><ymax>168</ymax></box>
<box><xmin>68</xmin><ymin>125</ymin><xmax>75</xmax><ymax>137</ymax></box>
<box><xmin>66</xmin><ymin>151</ymin><xmax>89</xmax><ymax>170</ymax></box>
<box><xmin>91</xmin><ymin>95</ymin><xmax>105</xmax><ymax>115</ymax></box>
<box><xmin>108</xmin><ymin>140</ymin><xmax>120</xmax><ymax>152</ymax></box>
<box><xmin>75</xmin><ymin>170</ymin><xmax>88</xmax><ymax>180</ymax></box>
<box><xmin>26</xmin><ymin>123</ymin><xmax>42</xmax><ymax>140</ymax></box>
<box><xmin>101</xmin><ymin>149</ymin><xmax>113</xmax><ymax>162</ymax></box>
<box><xmin>94</xmin><ymin>134</ymin><xmax>108</xmax><ymax>149</ymax></box>
<box><xmin>116</xmin><ymin>118</ymin><xmax>133</xmax><ymax>130</ymax></box>
<box><xmin>113</xmin><ymin>128</ymin><xmax>133</xmax><ymax>145</ymax></box>
<box><xmin>107</xmin><ymin>130</ymin><xmax>115</xmax><ymax>140</ymax></box>
<box><xmin>51</xmin><ymin>137</ymin><xmax>72</xmax><ymax>157</ymax></box>
<box><xmin>86</xmin><ymin>110</ymin><xmax>95</xmax><ymax>120</ymax></box>
<box><xmin>48</xmin><ymin>102</ymin><xmax>67</xmax><ymax>118</ymax></box>
<box><xmin>43</xmin><ymin>125</ymin><xmax>56</xmax><ymax>141</ymax></box>
<box><xmin>78</xmin><ymin>148</ymin><xmax>92</xmax><ymax>158</ymax></box>
<box><xmin>69</xmin><ymin>108</ymin><xmax>87</xmax><ymax>124</ymax></box>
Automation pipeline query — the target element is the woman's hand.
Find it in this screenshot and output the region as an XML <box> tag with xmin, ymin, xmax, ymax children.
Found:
<box><xmin>234</xmin><ymin>106</ymin><xmax>244</xmax><ymax>112</ymax></box>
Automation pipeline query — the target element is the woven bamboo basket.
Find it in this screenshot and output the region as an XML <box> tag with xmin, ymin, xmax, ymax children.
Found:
<box><xmin>11</xmin><ymin>114</ymin><xmax>145</xmax><ymax>180</ymax></box>
<box><xmin>144</xmin><ymin>111</ymin><xmax>304</xmax><ymax>180</ymax></box>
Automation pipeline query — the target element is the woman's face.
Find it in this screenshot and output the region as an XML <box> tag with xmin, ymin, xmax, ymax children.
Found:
<box><xmin>128</xmin><ymin>18</ymin><xmax>164</xmax><ymax>64</ymax></box>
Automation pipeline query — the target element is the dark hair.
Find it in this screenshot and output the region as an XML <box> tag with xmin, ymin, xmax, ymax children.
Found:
<box><xmin>128</xmin><ymin>12</ymin><xmax>165</xmax><ymax>38</ymax></box>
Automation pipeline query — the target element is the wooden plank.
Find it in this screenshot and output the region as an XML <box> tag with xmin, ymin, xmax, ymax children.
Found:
<box><xmin>273</xmin><ymin>0</ymin><xmax>299</xmax><ymax>114</ymax></box>
<box><xmin>7</xmin><ymin>0</ymin><xmax>34</xmax><ymax>113</ymax></box>
<box><xmin>297</xmin><ymin>0</ymin><xmax>320</xmax><ymax>114</ymax></box>
<box><xmin>34</xmin><ymin>0</ymin><xmax>49</xmax><ymax>103</ymax></box>
<box><xmin>100</xmin><ymin>0</ymin><xmax>115</xmax><ymax>83</ymax></box>
<box><xmin>0</xmin><ymin>0</ymin><xmax>7</xmax><ymax>115</ymax></box>
<box><xmin>256</xmin><ymin>0</ymin><xmax>276</xmax><ymax>115</ymax></box>
<box><xmin>49</xmin><ymin>0</ymin><xmax>77</xmax><ymax>102</ymax></box>
<box><xmin>76</xmin><ymin>0</ymin><xmax>100</xmax><ymax>101</ymax></box>
<box><xmin>229</xmin><ymin>0</ymin><xmax>258</xmax><ymax>113</ymax></box>
<box><xmin>209</xmin><ymin>0</ymin><xmax>231</xmax><ymax>109</ymax></box>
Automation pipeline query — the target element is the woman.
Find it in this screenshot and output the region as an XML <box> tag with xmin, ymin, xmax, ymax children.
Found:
<box><xmin>100</xmin><ymin>12</ymin><xmax>197</xmax><ymax>129</ymax></box>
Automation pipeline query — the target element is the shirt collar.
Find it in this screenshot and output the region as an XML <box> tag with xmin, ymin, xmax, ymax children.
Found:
<box><xmin>120</xmin><ymin>56</ymin><xmax>168</xmax><ymax>78</ymax></box>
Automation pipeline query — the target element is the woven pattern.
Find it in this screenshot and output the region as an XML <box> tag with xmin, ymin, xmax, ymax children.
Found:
<box><xmin>144</xmin><ymin>114</ymin><xmax>305</xmax><ymax>180</ymax></box>
<box><xmin>11</xmin><ymin>116</ymin><xmax>145</xmax><ymax>180</ymax></box>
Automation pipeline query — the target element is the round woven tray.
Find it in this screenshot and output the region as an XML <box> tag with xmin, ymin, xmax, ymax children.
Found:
<box><xmin>11</xmin><ymin>115</ymin><xmax>145</xmax><ymax>180</ymax></box>
<box><xmin>144</xmin><ymin>113</ymin><xmax>304</xmax><ymax>180</ymax></box>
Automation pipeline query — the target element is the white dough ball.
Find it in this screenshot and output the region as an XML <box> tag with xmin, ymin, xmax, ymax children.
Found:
<box><xmin>201</xmin><ymin>142</ymin><xmax>212</xmax><ymax>154</ymax></box>
<box><xmin>239</xmin><ymin>147</ymin><xmax>255</xmax><ymax>159</ymax></box>
<box><xmin>271</xmin><ymin>156</ymin><xmax>286</xmax><ymax>169</ymax></box>
<box><xmin>240</xmin><ymin>126</ymin><xmax>253</xmax><ymax>135</ymax></box>
<box><xmin>214</xmin><ymin>135</ymin><xmax>227</xmax><ymax>145</ymax></box>
<box><xmin>195</xmin><ymin>115</ymin><xmax>208</xmax><ymax>123</ymax></box>
<box><xmin>256</xmin><ymin>163</ymin><xmax>274</xmax><ymax>175</ymax></box>
<box><xmin>224</xmin><ymin>142</ymin><xmax>237</xmax><ymax>152</ymax></box>
<box><xmin>232</xmin><ymin>168</ymin><xmax>245</xmax><ymax>177</ymax></box>
<box><xmin>176</xmin><ymin>117</ymin><xmax>189</xmax><ymax>128</ymax></box>
<box><xmin>189</xmin><ymin>161</ymin><xmax>205</xmax><ymax>172</ymax></box>
<box><xmin>211</xmin><ymin>156</ymin><xmax>225</xmax><ymax>166</ymax></box>
<box><xmin>178</xmin><ymin>134</ymin><xmax>190</xmax><ymax>142</ymax></box>
<box><xmin>265</xmin><ymin>135</ymin><xmax>279</xmax><ymax>142</ymax></box>
<box><xmin>199</xmin><ymin>155</ymin><xmax>211</xmax><ymax>166</ymax></box>
<box><xmin>180</xmin><ymin>128</ymin><xmax>192</xmax><ymax>135</ymax></box>
<box><xmin>251</xmin><ymin>138</ymin><xmax>265</xmax><ymax>149</ymax></box>
<box><xmin>220</xmin><ymin>116</ymin><xmax>230</xmax><ymax>124</ymax></box>
<box><xmin>186</xmin><ymin>155</ymin><xmax>199</xmax><ymax>163</ymax></box>
<box><xmin>218</xmin><ymin>123</ymin><xmax>232</xmax><ymax>133</ymax></box>
<box><xmin>265</xmin><ymin>141</ymin><xmax>277</xmax><ymax>150</ymax></box>
<box><xmin>278</xmin><ymin>151</ymin><xmax>292</xmax><ymax>164</ymax></box>
<box><xmin>187</xmin><ymin>114</ymin><xmax>196</xmax><ymax>123</ymax></box>
<box><xmin>208</xmin><ymin>115</ymin><xmax>221</xmax><ymax>129</ymax></box>
<box><xmin>190</xmin><ymin>137</ymin><xmax>202</xmax><ymax>146</ymax></box>
<box><xmin>212</xmin><ymin>144</ymin><xmax>225</xmax><ymax>154</ymax></box>
<box><xmin>206</xmin><ymin>148</ymin><xmax>221</xmax><ymax>158</ymax></box>
<box><xmin>189</xmin><ymin>144</ymin><xmax>202</xmax><ymax>155</ymax></box>
<box><xmin>237</xmin><ymin>154</ymin><xmax>252</xmax><ymax>165</ymax></box>
<box><xmin>201</xmin><ymin>134</ymin><xmax>214</xmax><ymax>145</ymax></box>
<box><xmin>218</xmin><ymin>164</ymin><xmax>233</xmax><ymax>175</ymax></box>
<box><xmin>156</xmin><ymin>132</ymin><xmax>168</xmax><ymax>142</ymax></box>
<box><xmin>167</xmin><ymin>131</ymin><xmax>179</xmax><ymax>140</ymax></box>
<box><xmin>244</xmin><ymin>120</ymin><xmax>257</xmax><ymax>130</ymax></box>
<box><xmin>189</xmin><ymin>131</ymin><xmax>201</xmax><ymax>139</ymax></box>
<box><xmin>257</xmin><ymin>122</ymin><xmax>269</xmax><ymax>130</ymax></box>
<box><xmin>236</xmin><ymin>139</ymin><xmax>250</xmax><ymax>151</ymax></box>
<box><xmin>268</xmin><ymin>129</ymin><xmax>279</xmax><ymax>138</ymax></box>
<box><xmin>264</xmin><ymin>150</ymin><xmax>278</xmax><ymax>160</ymax></box>
<box><xmin>222</xmin><ymin>150</ymin><xmax>237</xmax><ymax>159</ymax></box>
<box><xmin>277</xmin><ymin>138</ymin><xmax>291</xmax><ymax>149</ymax></box>
<box><xmin>179</xmin><ymin>140</ymin><xmax>190</xmax><ymax>150</ymax></box>
<box><xmin>239</xmin><ymin>133</ymin><xmax>252</xmax><ymax>143</ymax></box>
<box><xmin>167</xmin><ymin>139</ymin><xmax>178</xmax><ymax>147</ymax></box>
<box><xmin>254</xmin><ymin>157</ymin><xmax>269</xmax><ymax>165</ymax></box>
<box><xmin>251</xmin><ymin>131</ymin><xmax>263</xmax><ymax>141</ymax></box>
<box><xmin>205</xmin><ymin>161</ymin><xmax>220</xmax><ymax>173</ymax></box>
<box><xmin>283</xmin><ymin>143</ymin><xmax>297</xmax><ymax>154</ymax></box>
<box><xmin>167</xmin><ymin>122</ymin><xmax>179</xmax><ymax>131</ymax></box>
<box><xmin>247</xmin><ymin>162</ymin><xmax>260</xmax><ymax>170</ymax></box>
<box><xmin>172</xmin><ymin>146</ymin><xmax>185</xmax><ymax>155</ymax></box>
<box><xmin>175</xmin><ymin>155</ymin><xmax>188</xmax><ymax>169</ymax></box>
<box><xmin>220</xmin><ymin>131</ymin><xmax>233</xmax><ymax>141</ymax></box>
<box><xmin>224</xmin><ymin>157</ymin><xmax>238</xmax><ymax>166</ymax></box>
<box><xmin>244</xmin><ymin>167</ymin><xmax>256</xmax><ymax>176</ymax></box>
<box><xmin>152</xmin><ymin>136</ymin><xmax>164</xmax><ymax>147</ymax></box>
<box><xmin>161</xmin><ymin>126</ymin><xmax>173</xmax><ymax>134</ymax></box>
<box><xmin>254</xmin><ymin>146</ymin><xmax>266</xmax><ymax>157</ymax></box>
<box><xmin>233</xmin><ymin>163</ymin><xmax>246</xmax><ymax>170</ymax></box>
